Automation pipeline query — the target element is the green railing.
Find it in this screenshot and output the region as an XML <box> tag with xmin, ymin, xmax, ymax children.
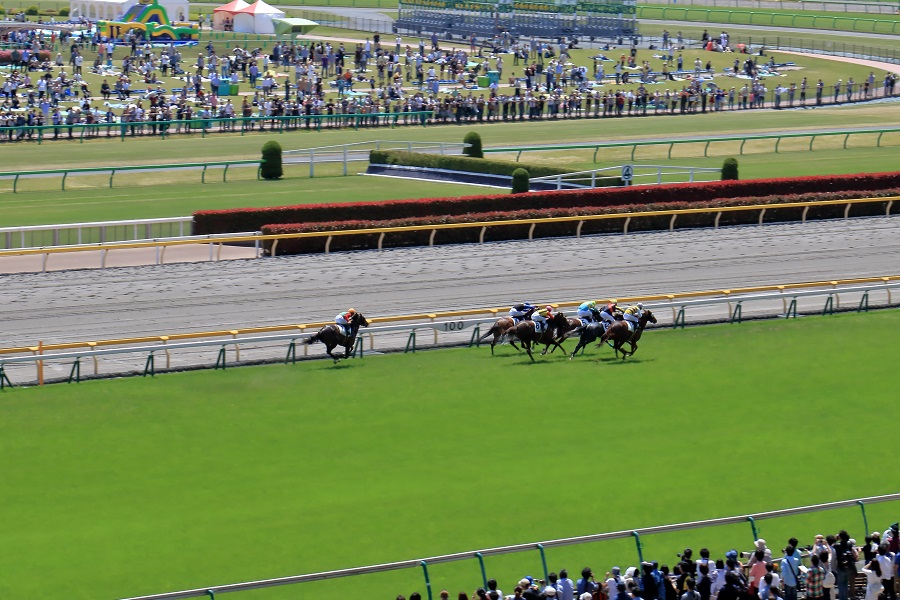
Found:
<box><xmin>0</xmin><ymin>160</ymin><xmax>263</xmax><ymax>193</ymax></box>
<box><xmin>635</xmin><ymin>6</ymin><xmax>900</xmax><ymax>33</ymax></box>
<box><xmin>0</xmin><ymin>111</ymin><xmax>435</xmax><ymax>144</ymax></box>
<box><xmin>483</xmin><ymin>127</ymin><xmax>900</xmax><ymax>162</ymax></box>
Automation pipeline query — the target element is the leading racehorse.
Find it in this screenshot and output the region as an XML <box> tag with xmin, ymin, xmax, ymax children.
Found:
<box><xmin>598</xmin><ymin>309</ymin><xmax>657</xmax><ymax>359</ymax></box>
<box><xmin>504</xmin><ymin>311</ymin><xmax>569</xmax><ymax>362</ymax></box>
<box><xmin>304</xmin><ymin>312</ymin><xmax>370</xmax><ymax>362</ymax></box>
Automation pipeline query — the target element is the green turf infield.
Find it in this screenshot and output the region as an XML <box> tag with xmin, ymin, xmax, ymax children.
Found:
<box><xmin>1</xmin><ymin>310</ymin><xmax>898</xmax><ymax>600</ymax></box>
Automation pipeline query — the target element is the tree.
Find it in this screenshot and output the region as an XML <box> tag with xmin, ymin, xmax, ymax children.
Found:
<box><xmin>463</xmin><ymin>132</ymin><xmax>483</xmax><ymax>158</ymax></box>
<box><xmin>721</xmin><ymin>157</ymin><xmax>739</xmax><ymax>181</ymax></box>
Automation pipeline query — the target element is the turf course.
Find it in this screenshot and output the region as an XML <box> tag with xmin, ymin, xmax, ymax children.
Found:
<box><xmin>1</xmin><ymin>310</ymin><xmax>898</xmax><ymax>600</ymax></box>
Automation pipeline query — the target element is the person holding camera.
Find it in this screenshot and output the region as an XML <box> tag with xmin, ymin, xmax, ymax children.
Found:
<box><xmin>576</xmin><ymin>569</ymin><xmax>596</xmax><ymax>597</ymax></box>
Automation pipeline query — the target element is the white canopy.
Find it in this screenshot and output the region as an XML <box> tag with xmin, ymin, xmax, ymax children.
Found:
<box><xmin>232</xmin><ymin>0</ymin><xmax>284</xmax><ymax>34</ymax></box>
<box><xmin>212</xmin><ymin>0</ymin><xmax>248</xmax><ymax>30</ymax></box>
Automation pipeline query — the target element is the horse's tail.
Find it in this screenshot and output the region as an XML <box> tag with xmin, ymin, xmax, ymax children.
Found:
<box><xmin>304</xmin><ymin>332</ymin><xmax>321</xmax><ymax>346</ymax></box>
<box><xmin>478</xmin><ymin>325</ymin><xmax>498</xmax><ymax>342</ymax></box>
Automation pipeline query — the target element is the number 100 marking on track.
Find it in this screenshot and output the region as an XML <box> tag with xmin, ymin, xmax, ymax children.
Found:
<box><xmin>442</xmin><ymin>321</ymin><xmax>466</xmax><ymax>331</ymax></box>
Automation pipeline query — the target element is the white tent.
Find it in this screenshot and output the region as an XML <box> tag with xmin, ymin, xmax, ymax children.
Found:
<box><xmin>70</xmin><ymin>0</ymin><xmax>129</xmax><ymax>21</ymax></box>
<box><xmin>232</xmin><ymin>0</ymin><xmax>284</xmax><ymax>35</ymax></box>
<box><xmin>212</xmin><ymin>0</ymin><xmax>248</xmax><ymax>31</ymax></box>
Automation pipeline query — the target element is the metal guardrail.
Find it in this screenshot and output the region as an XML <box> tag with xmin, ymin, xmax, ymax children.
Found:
<box><xmin>530</xmin><ymin>164</ymin><xmax>722</xmax><ymax>189</ymax></box>
<box><xmin>0</xmin><ymin>111</ymin><xmax>436</xmax><ymax>145</ymax></box>
<box><xmin>0</xmin><ymin>197</ymin><xmax>895</xmax><ymax>269</ymax></box>
<box><xmin>484</xmin><ymin>127</ymin><xmax>900</xmax><ymax>162</ymax></box>
<box><xmin>282</xmin><ymin>140</ymin><xmax>468</xmax><ymax>177</ymax></box>
<box><xmin>0</xmin><ymin>160</ymin><xmax>262</xmax><ymax>193</ymax></box>
<box><xmin>0</xmin><ymin>276</ymin><xmax>897</xmax><ymax>383</ymax></box>
<box><xmin>112</xmin><ymin>493</ymin><xmax>900</xmax><ymax>600</ymax></box>
<box><xmin>635</xmin><ymin>6</ymin><xmax>900</xmax><ymax>32</ymax></box>
<box><xmin>0</xmin><ymin>217</ymin><xmax>193</xmax><ymax>249</ymax></box>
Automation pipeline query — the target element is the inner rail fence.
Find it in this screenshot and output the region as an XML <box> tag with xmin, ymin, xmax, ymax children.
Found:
<box><xmin>0</xmin><ymin>196</ymin><xmax>896</xmax><ymax>271</ymax></box>
<box><xmin>0</xmin><ymin>216</ymin><xmax>194</xmax><ymax>249</ymax></box>
<box><xmin>0</xmin><ymin>276</ymin><xmax>897</xmax><ymax>387</ymax></box>
<box><xmin>633</xmin><ymin>7</ymin><xmax>900</xmax><ymax>33</ymax></box>
<box><xmin>113</xmin><ymin>494</ymin><xmax>900</xmax><ymax>600</ymax></box>
<box><xmin>482</xmin><ymin>127</ymin><xmax>900</xmax><ymax>162</ymax></box>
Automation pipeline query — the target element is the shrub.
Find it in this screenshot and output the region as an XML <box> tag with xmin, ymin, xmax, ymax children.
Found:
<box><xmin>259</xmin><ymin>189</ymin><xmax>900</xmax><ymax>255</ymax></box>
<box><xmin>58</xmin><ymin>6</ymin><xmax>69</xmax><ymax>15</ymax></box>
<box><xmin>511</xmin><ymin>168</ymin><xmax>530</xmax><ymax>194</ymax></box>
<box><xmin>25</xmin><ymin>5</ymin><xmax>38</xmax><ymax>15</ymax></box>
<box><xmin>722</xmin><ymin>157</ymin><xmax>739</xmax><ymax>181</ymax></box>
<box><xmin>193</xmin><ymin>172</ymin><xmax>900</xmax><ymax>235</ymax></box>
<box><xmin>259</xmin><ymin>140</ymin><xmax>282</xmax><ymax>180</ymax></box>
<box><xmin>462</xmin><ymin>131</ymin><xmax>483</xmax><ymax>158</ymax></box>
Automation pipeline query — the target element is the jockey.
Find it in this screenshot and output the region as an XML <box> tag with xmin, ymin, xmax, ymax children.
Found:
<box><xmin>576</xmin><ymin>300</ymin><xmax>601</xmax><ymax>326</ymax></box>
<box><xmin>509</xmin><ymin>302</ymin><xmax>537</xmax><ymax>323</ymax></box>
<box><xmin>335</xmin><ymin>308</ymin><xmax>356</xmax><ymax>336</ymax></box>
<box><xmin>532</xmin><ymin>305</ymin><xmax>554</xmax><ymax>333</ymax></box>
<box><xmin>598</xmin><ymin>302</ymin><xmax>619</xmax><ymax>330</ymax></box>
<box><xmin>622</xmin><ymin>302</ymin><xmax>644</xmax><ymax>331</ymax></box>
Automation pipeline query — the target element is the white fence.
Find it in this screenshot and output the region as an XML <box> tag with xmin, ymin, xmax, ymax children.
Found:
<box><xmin>531</xmin><ymin>164</ymin><xmax>722</xmax><ymax>190</ymax></box>
<box><xmin>283</xmin><ymin>140</ymin><xmax>469</xmax><ymax>177</ymax></box>
<box><xmin>0</xmin><ymin>217</ymin><xmax>194</xmax><ymax>250</ymax></box>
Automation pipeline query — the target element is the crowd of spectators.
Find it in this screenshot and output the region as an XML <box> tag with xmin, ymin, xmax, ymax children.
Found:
<box><xmin>397</xmin><ymin>526</ymin><xmax>900</xmax><ymax>600</ymax></box>
<box><xmin>1</xmin><ymin>26</ymin><xmax>899</xmax><ymax>140</ymax></box>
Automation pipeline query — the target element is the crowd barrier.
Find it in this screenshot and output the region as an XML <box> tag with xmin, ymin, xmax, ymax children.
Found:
<box><xmin>635</xmin><ymin>7</ymin><xmax>900</xmax><ymax>33</ymax></box>
<box><xmin>113</xmin><ymin>493</ymin><xmax>900</xmax><ymax>600</ymax></box>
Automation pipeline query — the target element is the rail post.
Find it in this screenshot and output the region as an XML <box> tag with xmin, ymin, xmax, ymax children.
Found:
<box><xmin>144</xmin><ymin>352</ymin><xmax>155</xmax><ymax>377</ymax></box>
<box><xmin>215</xmin><ymin>345</ymin><xmax>227</xmax><ymax>369</ymax></box>
<box><xmin>823</xmin><ymin>295</ymin><xmax>834</xmax><ymax>316</ymax></box>
<box><xmin>786</xmin><ymin>298</ymin><xmax>798</xmax><ymax>319</ymax></box>
<box><xmin>858</xmin><ymin>291</ymin><xmax>869</xmax><ymax>313</ymax></box>
<box><xmin>420</xmin><ymin>561</ymin><xmax>433</xmax><ymax>600</ymax></box>
<box><xmin>858</xmin><ymin>500</ymin><xmax>870</xmax><ymax>537</ymax></box>
<box><xmin>748</xmin><ymin>516</ymin><xmax>760</xmax><ymax>541</ymax></box>
<box><xmin>632</xmin><ymin>531</ymin><xmax>644</xmax><ymax>565</ymax></box>
<box><xmin>475</xmin><ymin>552</ymin><xmax>488</xmax><ymax>590</ymax></box>
<box><xmin>405</xmin><ymin>331</ymin><xmax>416</xmax><ymax>353</ymax></box>
<box><xmin>730</xmin><ymin>301</ymin><xmax>743</xmax><ymax>324</ymax></box>
<box><xmin>206</xmin><ymin>590</ymin><xmax>216</xmax><ymax>600</ymax></box>
<box><xmin>353</xmin><ymin>336</ymin><xmax>364</xmax><ymax>358</ymax></box>
<box><xmin>68</xmin><ymin>358</ymin><xmax>81</xmax><ymax>383</ymax></box>
<box><xmin>0</xmin><ymin>364</ymin><xmax>12</xmax><ymax>389</ymax></box>
<box><xmin>286</xmin><ymin>339</ymin><xmax>297</xmax><ymax>364</ymax></box>
<box><xmin>536</xmin><ymin>544</ymin><xmax>550</xmax><ymax>583</ymax></box>
<box><xmin>469</xmin><ymin>325</ymin><xmax>482</xmax><ymax>347</ymax></box>
<box><xmin>674</xmin><ymin>306</ymin><xmax>686</xmax><ymax>329</ymax></box>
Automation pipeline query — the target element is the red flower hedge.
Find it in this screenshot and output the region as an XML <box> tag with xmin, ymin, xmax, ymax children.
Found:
<box><xmin>260</xmin><ymin>189</ymin><xmax>900</xmax><ymax>255</ymax></box>
<box><xmin>0</xmin><ymin>50</ymin><xmax>52</xmax><ymax>64</ymax></box>
<box><xmin>193</xmin><ymin>172</ymin><xmax>900</xmax><ymax>235</ymax></box>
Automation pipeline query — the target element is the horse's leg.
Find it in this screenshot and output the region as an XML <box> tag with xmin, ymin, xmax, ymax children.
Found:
<box><xmin>325</xmin><ymin>343</ymin><xmax>340</xmax><ymax>363</ymax></box>
<box><xmin>525</xmin><ymin>340</ymin><xmax>535</xmax><ymax>362</ymax></box>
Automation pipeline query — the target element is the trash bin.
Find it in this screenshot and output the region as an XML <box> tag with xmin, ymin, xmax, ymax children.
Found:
<box><xmin>487</xmin><ymin>70</ymin><xmax>500</xmax><ymax>85</ymax></box>
<box><xmin>477</xmin><ymin>75</ymin><xmax>489</xmax><ymax>88</ymax></box>
<box><xmin>217</xmin><ymin>82</ymin><xmax>232</xmax><ymax>96</ymax></box>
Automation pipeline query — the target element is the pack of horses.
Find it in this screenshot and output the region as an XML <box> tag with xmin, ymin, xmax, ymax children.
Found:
<box><xmin>303</xmin><ymin>308</ymin><xmax>657</xmax><ymax>364</ymax></box>
<box><xmin>478</xmin><ymin>309</ymin><xmax>658</xmax><ymax>362</ymax></box>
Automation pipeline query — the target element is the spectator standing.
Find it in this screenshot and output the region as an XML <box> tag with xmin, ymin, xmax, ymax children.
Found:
<box><xmin>834</xmin><ymin>530</ymin><xmax>858</xmax><ymax>600</ymax></box>
<box><xmin>877</xmin><ymin>545</ymin><xmax>896</xmax><ymax>600</ymax></box>
<box><xmin>577</xmin><ymin>568</ymin><xmax>596</xmax><ymax>597</ymax></box>
<box><xmin>557</xmin><ymin>570</ymin><xmax>575</xmax><ymax>600</ymax></box>
<box><xmin>807</xmin><ymin>554</ymin><xmax>827</xmax><ymax>600</ymax></box>
<box><xmin>780</xmin><ymin>546</ymin><xmax>801</xmax><ymax>600</ymax></box>
<box><xmin>861</xmin><ymin>560</ymin><xmax>883</xmax><ymax>600</ymax></box>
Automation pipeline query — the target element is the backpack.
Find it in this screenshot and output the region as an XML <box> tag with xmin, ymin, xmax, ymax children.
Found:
<box><xmin>838</xmin><ymin>544</ymin><xmax>856</xmax><ymax>569</ymax></box>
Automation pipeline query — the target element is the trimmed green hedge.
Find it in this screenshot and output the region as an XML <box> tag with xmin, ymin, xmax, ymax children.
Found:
<box><xmin>370</xmin><ymin>150</ymin><xmax>577</xmax><ymax>179</ymax></box>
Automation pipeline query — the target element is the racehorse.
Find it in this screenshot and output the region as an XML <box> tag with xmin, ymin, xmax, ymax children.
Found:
<box><xmin>304</xmin><ymin>312</ymin><xmax>370</xmax><ymax>362</ymax></box>
<box><xmin>598</xmin><ymin>309</ymin><xmax>657</xmax><ymax>359</ymax></box>
<box><xmin>568</xmin><ymin>321</ymin><xmax>607</xmax><ymax>360</ymax></box>
<box><xmin>478</xmin><ymin>315</ymin><xmax>524</xmax><ymax>355</ymax></box>
<box><xmin>504</xmin><ymin>311</ymin><xmax>569</xmax><ymax>362</ymax></box>
<box><xmin>548</xmin><ymin>316</ymin><xmax>586</xmax><ymax>354</ymax></box>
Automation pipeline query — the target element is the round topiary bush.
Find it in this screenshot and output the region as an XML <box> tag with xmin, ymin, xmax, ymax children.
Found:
<box><xmin>260</xmin><ymin>140</ymin><xmax>283</xmax><ymax>180</ymax></box>
<box><xmin>25</xmin><ymin>5</ymin><xmax>39</xmax><ymax>15</ymax></box>
<box><xmin>463</xmin><ymin>131</ymin><xmax>483</xmax><ymax>158</ymax></box>
<box><xmin>721</xmin><ymin>157</ymin><xmax>739</xmax><ymax>180</ymax></box>
<box><xmin>511</xmin><ymin>168</ymin><xmax>530</xmax><ymax>194</ymax></box>
<box><xmin>59</xmin><ymin>6</ymin><xmax>69</xmax><ymax>15</ymax></box>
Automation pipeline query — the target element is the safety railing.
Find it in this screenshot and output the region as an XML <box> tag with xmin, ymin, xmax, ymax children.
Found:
<box><xmin>283</xmin><ymin>140</ymin><xmax>468</xmax><ymax>177</ymax></box>
<box><xmin>658</xmin><ymin>0</ymin><xmax>898</xmax><ymax>15</ymax></box>
<box><xmin>0</xmin><ymin>275</ymin><xmax>897</xmax><ymax>387</ymax></box>
<box><xmin>0</xmin><ymin>111</ymin><xmax>436</xmax><ymax>145</ymax></box>
<box><xmin>531</xmin><ymin>164</ymin><xmax>722</xmax><ymax>190</ymax></box>
<box><xmin>484</xmin><ymin>127</ymin><xmax>900</xmax><ymax>163</ymax></box>
<box><xmin>0</xmin><ymin>196</ymin><xmax>896</xmax><ymax>271</ymax></box>
<box><xmin>635</xmin><ymin>6</ymin><xmax>900</xmax><ymax>33</ymax></box>
<box><xmin>0</xmin><ymin>160</ymin><xmax>262</xmax><ymax>193</ymax></box>
<box><xmin>105</xmin><ymin>493</ymin><xmax>897</xmax><ymax>599</ymax></box>
<box><xmin>0</xmin><ymin>216</ymin><xmax>193</xmax><ymax>249</ymax></box>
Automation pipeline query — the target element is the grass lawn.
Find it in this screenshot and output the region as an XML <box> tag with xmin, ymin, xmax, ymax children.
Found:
<box><xmin>1</xmin><ymin>310</ymin><xmax>898</xmax><ymax>600</ymax></box>
<box><xmin>0</xmin><ymin>171</ymin><xmax>499</xmax><ymax>226</ymax></box>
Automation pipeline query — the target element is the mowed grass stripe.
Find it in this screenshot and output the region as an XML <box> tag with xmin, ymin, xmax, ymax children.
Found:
<box><xmin>0</xmin><ymin>311</ymin><xmax>897</xmax><ymax>600</ymax></box>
